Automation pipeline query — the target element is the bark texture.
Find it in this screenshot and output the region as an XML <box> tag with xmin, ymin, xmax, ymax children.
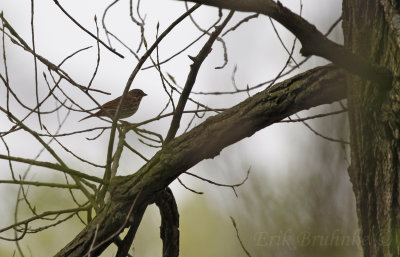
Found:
<box><xmin>155</xmin><ymin>187</ymin><xmax>180</xmax><ymax>257</ymax></box>
<box><xmin>343</xmin><ymin>0</ymin><xmax>400</xmax><ymax>256</ymax></box>
<box><xmin>53</xmin><ymin>1</ymin><xmax>400</xmax><ymax>256</ymax></box>
<box><xmin>55</xmin><ymin>65</ymin><xmax>346</xmax><ymax>256</ymax></box>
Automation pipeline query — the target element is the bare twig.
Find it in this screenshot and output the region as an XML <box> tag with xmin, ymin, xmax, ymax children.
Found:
<box><xmin>123</xmin><ymin>141</ymin><xmax>149</xmax><ymax>162</ymax></box>
<box><xmin>43</xmin><ymin>126</ymin><xmax>106</xmax><ymax>168</ymax></box>
<box><xmin>1</xmin><ymin>16</ymin><xmax>10</xmax><ymax>115</ymax></box>
<box><xmin>101</xmin><ymin>4</ymin><xmax>202</xmax><ymax>202</ymax></box>
<box><xmin>269</xmin><ymin>17</ymin><xmax>299</xmax><ymax>67</ymax></box>
<box><xmin>185</xmin><ymin>167</ymin><xmax>250</xmax><ymax>197</ymax></box>
<box><xmin>31</xmin><ymin>0</ymin><xmax>42</xmax><ymax>128</ymax></box>
<box><xmin>230</xmin><ymin>217</ymin><xmax>252</xmax><ymax>257</ymax></box>
<box><xmin>0</xmin><ymin>180</ymin><xmax>80</xmax><ymax>189</ymax></box>
<box><xmin>180</xmin><ymin>0</ymin><xmax>393</xmax><ymax>86</ymax></box>
<box><xmin>0</xmin><ymin>153</ymin><xmax>104</xmax><ymax>183</ymax></box>
<box><xmin>177</xmin><ymin>178</ymin><xmax>203</xmax><ymax>194</ymax></box>
<box><xmin>101</xmin><ymin>0</ymin><xmax>120</xmax><ymax>49</ymax></box>
<box><xmin>58</xmin><ymin>46</ymin><xmax>93</xmax><ymax>67</ymax></box>
<box><xmin>185</xmin><ymin>1</ymin><xmax>228</xmax><ymax>69</ymax></box>
<box><xmin>87</xmin><ymin>16</ymin><xmax>101</xmax><ymax>91</ymax></box>
<box><xmin>292</xmin><ymin>114</ymin><xmax>349</xmax><ymax>144</ymax></box>
<box><xmin>165</xmin><ymin>10</ymin><xmax>234</xmax><ymax>143</ymax></box>
<box><xmin>53</xmin><ymin>0</ymin><xmax>124</xmax><ymax>58</ymax></box>
<box><xmin>129</xmin><ymin>0</ymin><xmax>145</xmax><ymax>52</ymax></box>
<box><xmin>280</xmin><ymin>109</ymin><xmax>347</xmax><ymax>123</ymax></box>
<box><xmin>1</xmin><ymin>206</ymin><xmax>90</xmax><ymax>234</ymax></box>
<box><xmin>222</xmin><ymin>13</ymin><xmax>259</xmax><ymax>36</ymax></box>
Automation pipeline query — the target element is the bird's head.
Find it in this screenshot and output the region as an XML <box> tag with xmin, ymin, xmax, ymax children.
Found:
<box><xmin>128</xmin><ymin>89</ymin><xmax>147</xmax><ymax>99</ymax></box>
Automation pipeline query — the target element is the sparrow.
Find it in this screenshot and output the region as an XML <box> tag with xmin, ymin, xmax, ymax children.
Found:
<box><xmin>80</xmin><ymin>89</ymin><xmax>147</xmax><ymax>121</ymax></box>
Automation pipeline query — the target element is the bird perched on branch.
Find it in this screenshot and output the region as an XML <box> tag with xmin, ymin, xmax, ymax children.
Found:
<box><xmin>79</xmin><ymin>89</ymin><xmax>147</xmax><ymax>121</ymax></box>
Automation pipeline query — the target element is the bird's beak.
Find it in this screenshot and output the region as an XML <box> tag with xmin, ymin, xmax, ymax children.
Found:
<box><xmin>143</xmin><ymin>92</ymin><xmax>147</xmax><ymax>96</ymax></box>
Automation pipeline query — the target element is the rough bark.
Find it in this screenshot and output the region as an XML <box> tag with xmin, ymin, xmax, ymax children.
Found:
<box><xmin>53</xmin><ymin>1</ymin><xmax>400</xmax><ymax>256</ymax></box>
<box><xmin>55</xmin><ymin>65</ymin><xmax>346</xmax><ymax>256</ymax></box>
<box><xmin>343</xmin><ymin>0</ymin><xmax>400</xmax><ymax>256</ymax></box>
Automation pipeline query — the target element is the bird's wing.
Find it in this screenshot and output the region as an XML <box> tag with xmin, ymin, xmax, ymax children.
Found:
<box><xmin>102</xmin><ymin>96</ymin><xmax>122</xmax><ymax>108</ymax></box>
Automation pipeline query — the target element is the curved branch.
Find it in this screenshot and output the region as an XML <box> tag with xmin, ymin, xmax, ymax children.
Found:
<box><xmin>178</xmin><ymin>0</ymin><xmax>393</xmax><ymax>87</ymax></box>
<box><xmin>155</xmin><ymin>187</ymin><xmax>180</xmax><ymax>257</ymax></box>
<box><xmin>55</xmin><ymin>65</ymin><xmax>346</xmax><ymax>256</ymax></box>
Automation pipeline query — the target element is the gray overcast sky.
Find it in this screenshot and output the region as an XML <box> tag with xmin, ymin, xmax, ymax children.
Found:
<box><xmin>0</xmin><ymin>0</ymin><xmax>345</xmax><ymax>229</ymax></box>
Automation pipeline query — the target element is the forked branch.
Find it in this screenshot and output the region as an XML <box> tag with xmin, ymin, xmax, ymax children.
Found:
<box><xmin>55</xmin><ymin>65</ymin><xmax>347</xmax><ymax>257</ymax></box>
<box><xmin>178</xmin><ymin>0</ymin><xmax>394</xmax><ymax>86</ymax></box>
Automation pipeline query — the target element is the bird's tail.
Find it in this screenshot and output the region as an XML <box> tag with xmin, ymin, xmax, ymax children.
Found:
<box><xmin>79</xmin><ymin>114</ymin><xmax>93</xmax><ymax>122</ymax></box>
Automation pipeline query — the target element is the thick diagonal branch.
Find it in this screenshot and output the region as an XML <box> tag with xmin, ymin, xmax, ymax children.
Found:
<box><xmin>55</xmin><ymin>65</ymin><xmax>346</xmax><ymax>257</ymax></box>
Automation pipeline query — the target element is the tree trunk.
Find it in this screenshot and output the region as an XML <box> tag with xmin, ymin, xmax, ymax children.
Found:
<box><xmin>343</xmin><ymin>0</ymin><xmax>400</xmax><ymax>256</ymax></box>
